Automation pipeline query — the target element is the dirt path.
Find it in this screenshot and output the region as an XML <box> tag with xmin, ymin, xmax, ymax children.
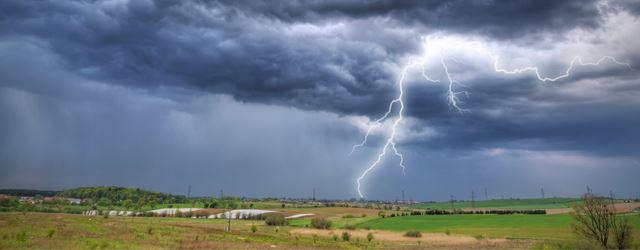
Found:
<box><xmin>290</xmin><ymin>228</ymin><xmax>533</xmax><ymax>248</ymax></box>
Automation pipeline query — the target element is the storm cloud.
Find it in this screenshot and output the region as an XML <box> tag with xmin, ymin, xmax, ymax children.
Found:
<box><xmin>1</xmin><ymin>0</ymin><xmax>639</xmax><ymax>200</ymax></box>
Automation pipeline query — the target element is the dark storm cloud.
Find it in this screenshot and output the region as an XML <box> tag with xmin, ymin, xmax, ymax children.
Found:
<box><xmin>0</xmin><ymin>0</ymin><xmax>617</xmax><ymax>117</ymax></box>
<box><xmin>402</xmin><ymin>67</ymin><xmax>640</xmax><ymax>156</ymax></box>
<box><xmin>227</xmin><ymin>0</ymin><xmax>602</xmax><ymax>39</ymax></box>
<box><xmin>1</xmin><ymin>0</ymin><xmax>640</xmax><ymax>199</ymax></box>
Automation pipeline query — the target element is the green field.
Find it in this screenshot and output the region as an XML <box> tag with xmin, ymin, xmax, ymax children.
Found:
<box><xmin>355</xmin><ymin>213</ymin><xmax>640</xmax><ymax>240</ymax></box>
<box><xmin>412</xmin><ymin>198</ymin><xmax>581</xmax><ymax>210</ymax></box>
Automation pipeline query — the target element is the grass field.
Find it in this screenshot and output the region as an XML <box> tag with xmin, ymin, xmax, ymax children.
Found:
<box><xmin>2</xmin><ymin>207</ymin><xmax>639</xmax><ymax>249</ymax></box>
<box><xmin>412</xmin><ymin>198</ymin><xmax>581</xmax><ymax>210</ymax></box>
<box><xmin>0</xmin><ymin>213</ymin><xmax>374</xmax><ymax>249</ymax></box>
<box><xmin>355</xmin><ymin>213</ymin><xmax>640</xmax><ymax>241</ymax></box>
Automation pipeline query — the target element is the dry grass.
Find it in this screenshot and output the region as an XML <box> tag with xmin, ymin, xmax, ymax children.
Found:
<box><xmin>291</xmin><ymin>228</ymin><xmax>535</xmax><ymax>249</ymax></box>
<box><xmin>546</xmin><ymin>202</ymin><xmax>640</xmax><ymax>215</ymax></box>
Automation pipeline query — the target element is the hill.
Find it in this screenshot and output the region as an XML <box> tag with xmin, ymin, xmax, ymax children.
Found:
<box><xmin>0</xmin><ymin>189</ymin><xmax>60</xmax><ymax>197</ymax></box>
<box><xmin>59</xmin><ymin>186</ymin><xmax>186</xmax><ymax>204</ymax></box>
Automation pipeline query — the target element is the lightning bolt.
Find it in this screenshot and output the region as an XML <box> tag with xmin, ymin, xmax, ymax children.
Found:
<box><xmin>354</xmin><ymin>63</ymin><xmax>411</xmax><ymax>199</ymax></box>
<box><xmin>493</xmin><ymin>56</ymin><xmax>633</xmax><ymax>81</ymax></box>
<box><xmin>351</xmin><ymin>37</ymin><xmax>633</xmax><ymax>199</ymax></box>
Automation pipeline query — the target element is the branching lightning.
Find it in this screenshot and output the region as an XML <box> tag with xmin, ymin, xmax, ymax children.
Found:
<box><xmin>351</xmin><ymin>36</ymin><xmax>633</xmax><ymax>199</ymax></box>
<box><xmin>493</xmin><ymin>56</ymin><xmax>633</xmax><ymax>81</ymax></box>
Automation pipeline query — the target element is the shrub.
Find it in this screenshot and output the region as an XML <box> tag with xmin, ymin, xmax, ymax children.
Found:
<box><xmin>341</xmin><ymin>231</ymin><xmax>351</xmax><ymax>241</ymax></box>
<box><xmin>47</xmin><ymin>228</ymin><xmax>55</xmax><ymax>238</ymax></box>
<box><xmin>474</xmin><ymin>234</ymin><xmax>485</xmax><ymax>240</ymax></box>
<box><xmin>342</xmin><ymin>214</ymin><xmax>355</xmax><ymax>219</ymax></box>
<box><xmin>16</xmin><ymin>231</ymin><xmax>27</xmax><ymax>242</ymax></box>
<box><xmin>361</xmin><ymin>214</ymin><xmax>367</xmax><ymax>217</ymax></box>
<box><xmin>264</xmin><ymin>214</ymin><xmax>288</xmax><ymax>226</ymax></box>
<box><xmin>404</xmin><ymin>230</ymin><xmax>422</xmax><ymax>238</ymax></box>
<box><xmin>345</xmin><ymin>224</ymin><xmax>356</xmax><ymax>230</ymax></box>
<box><xmin>367</xmin><ymin>232</ymin><xmax>374</xmax><ymax>242</ymax></box>
<box><xmin>251</xmin><ymin>225</ymin><xmax>257</xmax><ymax>233</ymax></box>
<box><xmin>147</xmin><ymin>226</ymin><xmax>153</xmax><ymax>235</ymax></box>
<box><xmin>332</xmin><ymin>235</ymin><xmax>338</xmax><ymax>241</ymax></box>
<box><xmin>310</xmin><ymin>217</ymin><xmax>332</xmax><ymax>229</ymax></box>
<box><xmin>612</xmin><ymin>216</ymin><xmax>633</xmax><ymax>249</ymax></box>
<box><xmin>445</xmin><ymin>229</ymin><xmax>451</xmax><ymax>236</ymax></box>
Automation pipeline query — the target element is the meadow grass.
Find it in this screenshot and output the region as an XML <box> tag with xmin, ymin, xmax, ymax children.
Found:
<box><xmin>0</xmin><ymin>212</ymin><xmax>375</xmax><ymax>249</ymax></box>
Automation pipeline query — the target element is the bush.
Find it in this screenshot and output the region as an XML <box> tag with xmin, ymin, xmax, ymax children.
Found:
<box><xmin>47</xmin><ymin>228</ymin><xmax>55</xmax><ymax>238</ymax></box>
<box><xmin>250</xmin><ymin>225</ymin><xmax>257</xmax><ymax>233</ymax></box>
<box><xmin>404</xmin><ymin>230</ymin><xmax>422</xmax><ymax>238</ymax></box>
<box><xmin>310</xmin><ymin>217</ymin><xmax>332</xmax><ymax>229</ymax></box>
<box><xmin>16</xmin><ymin>231</ymin><xmax>27</xmax><ymax>242</ymax></box>
<box><xmin>264</xmin><ymin>214</ymin><xmax>288</xmax><ymax>226</ymax></box>
<box><xmin>345</xmin><ymin>224</ymin><xmax>356</xmax><ymax>230</ymax></box>
<box><xmin>367</xmin><ymin>232</ymin><xmax>374</xmax><ymax>242</ymax></box>
<box><xmin>342</xmin><ymin>214</ymin><xmax>355</xmax><ymax>218</ymax></box>
<box><xmin>341</xmin><ymin>231</ymin><xmax>351</xmax><ymax>241</ymax></box>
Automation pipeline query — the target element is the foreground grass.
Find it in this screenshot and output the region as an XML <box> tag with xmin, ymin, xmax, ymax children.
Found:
<box><xmin>355</xmin><ymin>213</ymin><xmax>640</xmax><ymax>241</ymax></box>
<box><xmin>0</xmin><ymin>213</ymin><xmax>374</xmax><ymax>249</ymax></box>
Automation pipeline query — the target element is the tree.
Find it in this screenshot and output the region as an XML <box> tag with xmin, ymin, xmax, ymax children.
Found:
<box><xmin>97</xmin><ymin>197</ymin><xmax>111</xmax><ymax>207</ymax></box>
<box><xmin>571</xmin><ymin>194</ymin><xmax>614</xmax><ymax>248</ymax></box>
<box><xmin>121</xmin><ymin>199</ymin><xmax>133</xmax><ymax>211</ymax></box>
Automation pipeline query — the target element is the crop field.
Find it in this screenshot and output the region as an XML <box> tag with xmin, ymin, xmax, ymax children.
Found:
<box><xmin>412</xmin><ymin>197</ymin><xmax>581</xmax><ymax>210</ymax></box>
<box><xmin>355</xmin><ymin>213</ymin><xmax>640</xmax><ymax>241</ymax></box>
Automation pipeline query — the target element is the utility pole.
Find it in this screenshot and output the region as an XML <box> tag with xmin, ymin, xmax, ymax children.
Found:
<box><xmin>609</xmin><ymin>190</ymin><xmax>617</xmax><ymax>213</ymax></box>
<box><xmin>450</xmin><ymin>195</ymin><xmax>454</xmax><ymax>212</ymax></box>
<box><xmin>312</xmin><ymin>188</ymin><xmax>316</xmax><ymax>201</ymax></box>
<box><xmin>187</xmin><ymin>185</ymin><xmax>192</xmax><ymax>213</ymax></box>
<box><xmin>609</xmin><ymin>190</ymin><xmax>615</xmax><ymax>202</ymax></box>
<box><xmin>484</xmin><ymin>187</ymin><xmax>488</xmax><ymax>200</ymax></box>
<box><xmin>226</xmin><ymin>206</ymin><xmax>232</xmax><ymax>232</ymax></box>
<box><xmin>471</xmin><ymin>191</ymin><xmax>476</xmax><ymax>213</ymax></box>
<box><xmin>541</xmin><ymin>187</ymin><xmax>545</xmax><ymax>199</ymax></box>
<box><xmin>401</xmin><ymin>190</ymin><xmax>405</xmax><ymax>203</ymax></box>
<box><xmin>586</xmin><ymin>185</ymin><xmax>592</xmax><ymax>195</ymax></box>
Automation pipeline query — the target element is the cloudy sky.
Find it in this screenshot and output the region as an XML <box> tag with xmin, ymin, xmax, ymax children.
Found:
<box><xmin>1</xmin><ymin>0</ymin><xmax>639</xmax><ymax>200</ymax></box>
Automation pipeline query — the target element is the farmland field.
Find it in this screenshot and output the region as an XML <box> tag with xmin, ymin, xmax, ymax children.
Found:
<box><xmin>0</xmin><ymin>212</ymin><xmax>535</xmax><ymax>249</ymax></box>
<box><xmin>2</xmin><ymin>206</ymin><xmax>640</xmax><ymax>249</ymax></box>
<box><xmin>411</xmin><ymin>197</ymin><xmax>581</xmax><ymax>210</ymax></box>
<box><xmin>355</xmin><ymin>213</ymin><xmax>640</xmax><ymax>241</ymax></box>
